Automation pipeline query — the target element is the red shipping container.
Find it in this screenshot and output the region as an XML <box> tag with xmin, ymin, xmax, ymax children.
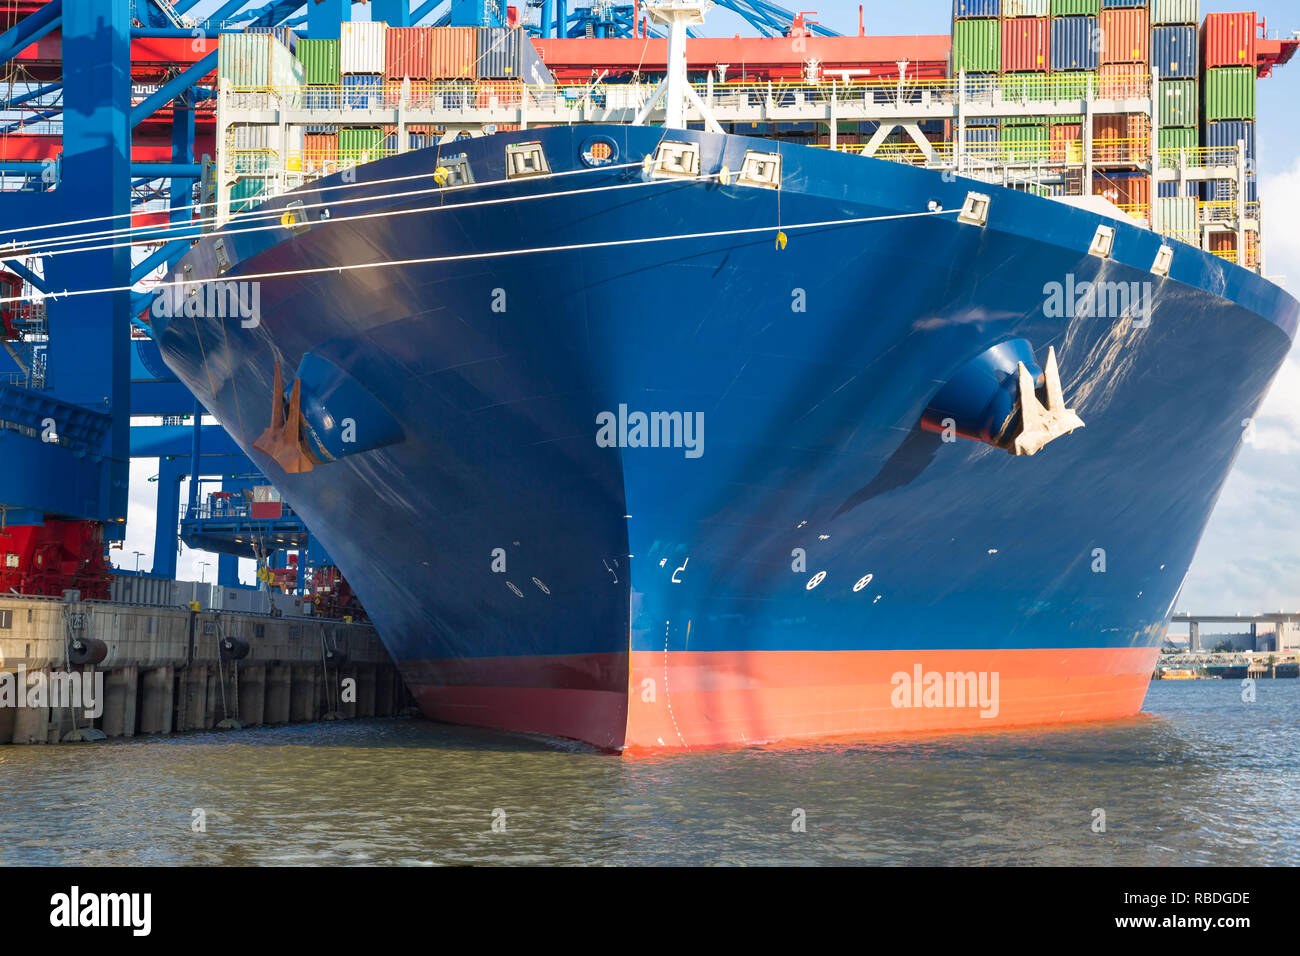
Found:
<box><xmin>1001</xmin><ymin>17</ymin><xmax>1049</xmax><ymax>73</ymax></box>
<box><xmin>1098</xmin><ymin>63</ymin><xmax>1147</xmax><ymax>99</ymax></box>
<box><xmin>1100</xmin><ymin>9</ymin><xmax>1149</xmax><ymax>65</ymax></box>
<box><xmin>1203</xmin><ymin>12</ymin><xmax>1257</xmax><ymax>68</ymax></box>
<box><xmin>429</xmin><ymin>26</ymin><xmax>477</xmax><ymax>79</ymax></box>
<box><xmin>250</xmin><ymin>501</ymin><xmax>283</xmax><ymax>520</ymax></box>
<box><xmin>385</xmin><ymin>26</ymin><xmax>431</xmax><ymax>80</ymax></box>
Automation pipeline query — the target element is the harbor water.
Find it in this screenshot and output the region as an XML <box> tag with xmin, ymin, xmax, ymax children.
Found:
<box><xmin>3</xmin><ymin>679</ymin><xmax>1297</xmax><ymax>866</ymax></box>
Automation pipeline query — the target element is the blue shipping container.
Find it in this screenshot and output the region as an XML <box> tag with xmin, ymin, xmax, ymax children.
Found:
<box><xmin>342</xmin><ymin>73</ymin><xmax>382</xmax><ymax>110</ymax></box>
<box><xmin>1101</xmin><ymin>0</ymin><xmax>1146</xmax><ymax>7</ymax></box>
<box><xmin>1151</xmin><ymin>25</ymin><xmax>1197</xmax><ymax>79</ymax></box>
<box><xmin>953</xmin><ymin>0</ymin><xmax>1000</xmax><ymax>16</ymax></box>
<box><xmin>965</xmin><ymin>125</ymin><xmax>1000</xmax><ymax>157</ymax></box>
<box><xmin>1051</xmin><ymin>16</ymin><xmax>1100</xmax><ymax>72</ymax></box>
<box><xmin>246</xmin><ymin>26</ymin><xmax>298</xmax><ymax>53</ymax></box>
<box><xmin>1204</xmin><ymin>177</ymin><xmax>1257</xmax><ymax>204</ymax></box>
<box><xmin>305</xmin><ymin>85</ymin><xmax>338</xmax><ymax>110</ymax></box>
<box><xmin>964</xmin><ymin>73</ymin><xmax>1001</xmax><ymax>97</ymax></box>
<box><xmin>1205</xmin><ymin>119</ymin><xmax>1256</xmax><ymax>164</ymax></box>
<box><xmin>305</xmin><ymin>85</ymin><xmax>337</xmax><ymax>133</ymax></box>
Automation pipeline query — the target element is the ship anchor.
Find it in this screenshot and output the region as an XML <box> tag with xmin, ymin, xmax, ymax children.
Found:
<box><xmin>1011</xmin><ymin>347</ymin><xmax>1085</xmax><ymax>457</ymax></box>
<box><xmin>253</xmin><ymin>361</ymin><xmax>319</xmax><ymax>474</ymax></box>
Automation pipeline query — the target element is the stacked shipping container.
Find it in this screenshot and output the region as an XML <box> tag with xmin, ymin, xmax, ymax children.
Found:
<box><xmin>954</xmin><ymin>0</ymin><xmax>1158</xmax><ymax>181</ymax></box>
<box><xmin>1092</xmin><ymin>1</ymin><xmax>1149</xmax><ymax>215</ymax></box>
<box><xmin>1201</xmin><ymin>11</ymin><xmax>1257</xmax><ymax>209</ymax></box>
<box><xmin>1153</xmin><ymin>1</ymin><xmax>1199</xmax><ymax>194</ymax></box>
<box><xmin>287</xmin><ymin>26</ymin><xmax>551</xmax><ymax>171</ymax></box>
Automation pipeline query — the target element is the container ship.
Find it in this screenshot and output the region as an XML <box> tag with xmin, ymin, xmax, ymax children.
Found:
<box><xmin>149</xmin><ymin>2</ymin><xmax>1297</xmax><ymax>751</ymax></box>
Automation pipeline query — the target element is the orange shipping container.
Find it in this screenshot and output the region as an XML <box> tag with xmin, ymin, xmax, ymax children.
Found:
<box><xmin>1098</xmin><ymin>64</ymin><xmax>1146</xmax><ymax>100</ymax></box>
<box><xmin>1100</xmin><ymin>9</ymin><xmax>1149</xmax><ymax>66</ymax></box>
<box><xmin>304</xmin><ymin>132</ymin><xmax>337</xmax><ymax>174</ymax></box>
<box><xmin>381</xmin><ymin>79</ymin><xmax>404</xmax><ymax>107</ymax></box>
<box><xmin>1093</xmin><ymin>171</ymin><xmax>1150</xmax><ymax>210</ymax></box>
<box><xmin>429</xmin><ymin>26</ymin><xmax>476</xmax><ymax>79</ymax></box>
<box><xmin>1050</xmin><ymin>123</ymin><xmax>1082</xmax><ymax>164</ymax></box>
<box><xmin>385</xmin><ymin>26</ymin><xmax>431</xmax><ymax>80</ymax></box>
<box><xmin>1093</xmin><ymin>113</ymin><xmax>1150</xmax><ymax>163</ymax></box>
<box><xmin>476</xmin><ymin>79</ymin><xmax>523</xmax><ymax>108</ymax></box>
<box><xmin>1209</xmin><ymin>229</ymin><xmax>1261</xmax><ymax>268</ymax></box>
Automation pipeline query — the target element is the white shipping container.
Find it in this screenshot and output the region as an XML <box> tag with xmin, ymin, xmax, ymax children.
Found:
<box><xmin>1152</xmin><ymin>0</ymin><xmax>1199</xmax><ymax>26</ymax></box>
<box><xmin>1002</xmin><ymin>0</ymin><xmax>1048</xmax><ymax>17</ymax></box>
<box><xmin>341</xmin><ymin>20</ymin><xmax>387</xmax><ymax>75</ymax></box>
<box><xmin>232</xmin><ymin>124</ymin><xmax>274</xmax><ymax>149</ymax></box>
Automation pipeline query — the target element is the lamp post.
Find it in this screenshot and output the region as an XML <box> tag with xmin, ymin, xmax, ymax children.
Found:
<box><xmin>133</xmin><ymin>551</ymin><xmax>145</xmax><ymax>574</ymax></box>
<box><xmin>198</xmin><ymin>561</ymin><xmax>211</xmax><ymax>584</ymax></box>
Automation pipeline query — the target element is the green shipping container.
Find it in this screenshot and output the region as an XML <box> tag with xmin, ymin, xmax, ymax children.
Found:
<box><xmin>999</xmin><ymin>123</ymin><xmax>1049</xmax><ymax>161</ymax></box>
<box><xmin>1050</xmin><ymin>0</ymin><xmax>1100</xmax><ymax>15</ymax></box>
<box><xmin>1051</xmin><ymin>71</ymin><xmax>1096</xmax><ymax>100</ymax></box>
<box><xmin>953</xmin><ymin>19</ymin><xmax>1000</xmax><ymax>74</ymax></box>
<box><xmin>296</xmin><ymin>38</ymin><xmax>340</xmax><ymax>85</ymax></box>
<box><xmin>1002</xmin><ymin>72</ymin><xmax>1053</xmax><ymax>102</ymax></box>
<box><xmin>1156</xmin><ymin>197</ymin><xmax>1198</xmax><ymax>238</ymax></box>
<box><xmin>1157</xmin><ymin>126</ymin><xmax>1199</xmax><ymax>165</ymax></box>
<box><xmin>339</xmin><ymin>127</ymin><xmax>386</xmax><ymax>164</ymax></box>
<box><xmin>1204</xmin><ymin>67</ymin><xmax>1256</xmax><ymax>121</ymax></box>
<box><xmin>1158</xmin><ymin>79</ymin><xmax>1198</xmax><ymax>128</ymax></box>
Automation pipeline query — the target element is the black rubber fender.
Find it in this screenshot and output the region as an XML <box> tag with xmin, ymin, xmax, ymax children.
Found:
<box><xmin>68</xmin><ymin>637</ymin><xmax>108</xmax><ymax>666</ymax></box>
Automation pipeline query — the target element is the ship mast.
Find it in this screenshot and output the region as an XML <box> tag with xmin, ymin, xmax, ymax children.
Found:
<box><xmin>632</xmin><ymin>0</ymin><xmax>723</xmax><ymax>133</ymax></box>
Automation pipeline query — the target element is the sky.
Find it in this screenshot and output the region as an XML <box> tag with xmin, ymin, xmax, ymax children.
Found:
<box><xmin>119</xmin><ymin>0</ymin><xmax>1300</xmax><ymax>615</ymax></box>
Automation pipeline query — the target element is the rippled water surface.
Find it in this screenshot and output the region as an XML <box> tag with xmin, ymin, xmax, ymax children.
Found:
<box><xmin>2</xmin><ymin>680</ymin><xmax>1296</xmax><ymax>865</ymax></box>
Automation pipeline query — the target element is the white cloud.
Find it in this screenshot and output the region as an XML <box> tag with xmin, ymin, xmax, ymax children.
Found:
<box><xmin>1260</xmin><ymin>156</ymin><xmax>1300</xmax><ymax>286</ymax></box>
<box><xmin>1249</xmin><ymin>354</ymin><xmax>1300</xmax><ymax>454</ymax></box>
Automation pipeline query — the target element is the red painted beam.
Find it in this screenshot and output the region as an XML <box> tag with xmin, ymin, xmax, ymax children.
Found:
<box><xmin>0</xmin><ymin>133</ymin><xmax>216</xmax><ymax>164</ymax></box>
<box><xmin>534</xmin><ymin>35</ymin><xmax>952</xmax><ymax>79</ymax></box>
<box><xmin>10</xmin><ymin>31</ymin><xmax>220</xmax><ymax>81</ymax></box>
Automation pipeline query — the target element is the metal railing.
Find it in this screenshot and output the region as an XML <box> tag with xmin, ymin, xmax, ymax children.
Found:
<box><xmin>181</xmin><ymin>500</ymin><xmax>298</xmax><ymax>522</ymax></box>
<box><xmin>220</xmin><ymin>71</ymin><xmax>1155</xmax><ymax>113</ymax></box>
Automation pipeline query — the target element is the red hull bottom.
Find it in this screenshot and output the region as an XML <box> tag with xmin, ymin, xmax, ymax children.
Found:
<box><xmin>404</xmin><ymin>647</ymin><xmax>1161</xmax><ymax>753</ymax></box>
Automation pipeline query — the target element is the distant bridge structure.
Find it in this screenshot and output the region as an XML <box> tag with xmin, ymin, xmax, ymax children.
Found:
<box><xmin>1169</xmin><ymin>613</ymin><xmax>1300</xmax><ymax>652</ymax></box>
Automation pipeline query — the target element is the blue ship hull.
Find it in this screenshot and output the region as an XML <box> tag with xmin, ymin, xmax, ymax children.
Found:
<box><xmin>154</xmin><ymin>125</ymin><xmax>1297</xmax><ymax>750</ymax></box>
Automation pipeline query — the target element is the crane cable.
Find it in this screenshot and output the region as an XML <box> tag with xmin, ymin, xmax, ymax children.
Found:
<box><xmin>11</xmin><ymin>165</ymin><xmax>702</xmax><ymax>261</ymax></box>
<box><xmin>0</xmin><ymin>205</ymin><xmax>962</xmax><ymax>308</ymax></box>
